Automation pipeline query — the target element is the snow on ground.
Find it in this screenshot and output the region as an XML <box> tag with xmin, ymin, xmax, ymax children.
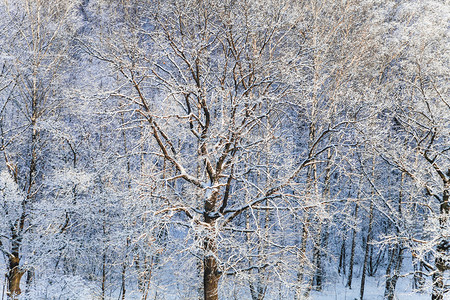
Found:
<box><xmin>310</xmin><ymin>275</ymin><xmax>430</xmax><ymax>300</ymax></box>
<box><xmin>0</xmin><ymin>263</ymin><xmax>434</xmax><ymax>300</ymax></box>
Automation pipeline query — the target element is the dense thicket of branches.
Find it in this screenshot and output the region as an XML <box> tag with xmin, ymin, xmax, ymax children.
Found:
<box><xmin>0</xmin><ymin>0</ymin><xmax>448</xmax><ymax>299</ymax></box>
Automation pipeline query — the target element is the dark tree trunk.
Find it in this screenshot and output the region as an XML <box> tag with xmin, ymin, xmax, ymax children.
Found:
<box><xmin>360</xmin><ymin>200</ymin><xmax>374</xmax><ymax>300</ymax></box>
<box><xmin>203</xmin><ymin>236</ymin><xmax>219</xmax><ymax>300</ymax></box>
<box><xmin>121</xmin><ymin>261</ymin><xmax>126</xmax><ymax>300</ymax></box>
<box><xmin>101</xmin><ymin>251</ymin><xmax>106</xmax><ymax>300</ymax></box>
<box><xmin>250</xmin><ymin>276</ymin><xmax>266</xmax><ymax>300</ymax></box>
<box><xmin>432</xmin><ymin>189</ymin><xmax>449</xmax><ymax>300</ymax></box>
<box><xmin>368</xmin><ymin>246</ymin><xmax>384</xmax><ymax>277</ymax></box>
<box><xmin>347</xmin><ymin>203</ymin><xmax>358</xmax><ymax>289</ymax></box>
<box><xmin>384</xmin><ymin>172</ymin><xmax>405</xmax><ymax>300</ymax></box>
<box><xmin>318</xmin><ymin>223</ymin><xmax>329</xmax><ymax>287</ymax></box>
<box><xmin>7</xmin><ymin>252</ymin><xmax>24</xmax><ymax>300</ymax></box>
<box><xmin>7</xmin><ymin>213</ymin><xmax>26</xmax><ymax>299</ymax></box>
<box><xmin>312</xmin><ymin>148</ymin><xmax>332</xmax><ymax>291</ymax></box>
<box><xmin>121</xmin><ymin>238</ymin><xmax>129</xmax><ymax>300</ymax></box>
<box><xmin>432</xmin><ymin>265</ymin><xmax>444</xmax><ymax>300</ymax></box>
<box><xmin>339</xmin><ymin>236</ymin><xmax>346</xmax><ymax>276</ymax></box>
<box><xmin>25</xmin><ymin>269</ymin><xmax>34</xmax><ymax>295</ymax></box>
<box><xmin>311</xmin><ymin>226</ymin><xmax>324</xmax><ymax>291</ymax></box>
<box><xmin>204</xmin><ymin>201</ymin><xmax>220</xmax><ymax>300</ymax></box>
<box><xmin>5</xmin><ymin>118</ymin><xmax>39</xmax><ymax>299</ymax></box>
<box><xmin>432</xmin><ymin>240</ymin><xmax>449</xmax><ymax>300</ymax></box>
<box><xmin>384</xmin><ymin>246</ymin><xmax>403</xmax><ymax>300</ymax></box>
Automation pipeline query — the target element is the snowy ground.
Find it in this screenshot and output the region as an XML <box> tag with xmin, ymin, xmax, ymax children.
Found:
<box><xmin>310</xmin><ymin>275</ymin><xmax>430</xmax><ymax>300</ymax></box>
<box><xmin>0</xmin><ymin>265</ymin><xmax>433</xmax><ymax>300</ymax></box>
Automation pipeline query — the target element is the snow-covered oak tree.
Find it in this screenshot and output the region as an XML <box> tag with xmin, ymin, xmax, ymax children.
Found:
<box><xmin>82</xmin><ymin>0</ymin><xmax>337</xmax><ymax>298</ymax></box>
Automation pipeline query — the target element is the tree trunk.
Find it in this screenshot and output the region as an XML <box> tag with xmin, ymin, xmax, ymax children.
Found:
<box><xmin>312</xmin><ymin>147</ymin><xmax>332</xmax><ymax>291</ymax></box>
<box><xmin>432</xmin><ymin>189</ymin><xmax>449</xmax><ymax>300</ymax></box>
<box><xmin>198</xmin><ymin>259</ymin><xmax>204</xmax><ymax>300</ymax></box>
<box><xmin>25</xmin><ymin>269</ymin><xmax>34</xmax><ymax>296</ymax></box>
<box><xmin>346</xmin><ymin>203</ymin><xmax>358</xmax><ymax>288</ymax></box>
<box><xmin>7</xmin><ymin>253</ymin><xmax>24</xmax><ymax>299</ymax></box>
<box><xmin>431</xmin><ymin>262</ymin><xmax>445</xmax><ymax>300</ymax></box>
<box><xmin>316</xmin><ymin>223</ymin><xmax>329</xmax><ymax>290</ymax></box>
<box><xmin>384</xmin><ymin>172</ymin><xmax>405</xmax><ymax>300</ymax></box>
<box><xmin>360</xmin><ymin>200</ymin><xmax>374</xmax><ymax>300</ymax></box>
<box><xmin>295</xmin><ymin>220</ymin><xmax>309</xmax><ymax>300</ymax></box>
<box><xmin>311</xmin><ymin>225</ymin><xmax>323</xmax><ymax>291</ymax></box>
<box><xmin>7</xmin><ymin>214</ymin><xmax>26</xmax><ymax>299</ymax></box>
<box><xmin>121</xmin><ymin>237</ymin><xmax>129</xmax><ymax>300</ymax></box>
<box><xmin>432</xmin><ymin>240</ymin><xmax>449</xmax><ymax>300</ymax></box>
<box><xmin>412</xmin><ymin>255</ymin><xmax>425</xmax><ymax>291</ymax></box>
<box><xmin>101</xmin><ymin>251</ymin><xmax>106</xmax><ymax>300</ymax></box>
<box><xmin>339</xmin><ymin>236</ymin><xmax>346</xmax><ymax>276</ymax></box>
<box><xmin>203</xmin><ymin>235</ymin><xmax>219</xmax><ymax>300</ymax></box>
<box><xmin>121</xmin><ymin>260</ymin><xmax>126</xmax><ymax>300</ymax></box>
<box><xmin>141</xmin><ymin>256</ymin><xmax>153</xmax><ymax>300</ymax></box>
<box><xmin>5</xmin><ymin>117</ymin><xmax>38</xmax><ymax>299</ymax></box>
<box><xmin>204</xmin><ymin>204</ymin><xmax>220</xmax><ymax>300</ymax></box>
<box><xmin>384</xmin><ymin>246</ymin><xmax>403</xmax><ymax>300</ymax></box>
<box><xmin>431</xmin><ymin>273</ymin><xmax>444</xmax><ymax>300</ymax></box>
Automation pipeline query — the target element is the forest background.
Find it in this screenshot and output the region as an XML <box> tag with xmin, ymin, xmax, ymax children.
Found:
<box><xmin>0</xmin><ymin>0</ymin><xmax>448</xmax><ymax>299</ymax></box>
